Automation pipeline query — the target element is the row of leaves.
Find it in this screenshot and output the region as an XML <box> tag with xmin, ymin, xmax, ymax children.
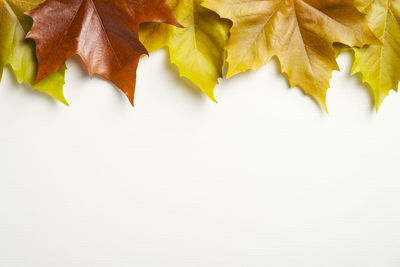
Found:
<box><xmin>0</xmin><ymin>0</ymin><xmax>398</xmax><ymax>112</ymax></box>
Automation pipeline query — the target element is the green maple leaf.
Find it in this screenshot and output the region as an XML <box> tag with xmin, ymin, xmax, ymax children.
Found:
<box><xmin>0</xmin><ymin>0</ymin><xmax>67</xmax><ymax>105</ymax></box>
<box><xmin>351</xmin><ymin>0</ymin><xmax>400</xmax><ymax>110</ymax></box>
<box><xmin>140</xmin><ymin>0</ymin><xmax>230</xmax><ymax>101</ymax></box>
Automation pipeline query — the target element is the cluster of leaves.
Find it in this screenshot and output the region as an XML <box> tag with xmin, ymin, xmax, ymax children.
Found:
<box><xmin>0</xmin><ymin>0</ymin><xmax>398</xmax><ymax>112</ymax></box>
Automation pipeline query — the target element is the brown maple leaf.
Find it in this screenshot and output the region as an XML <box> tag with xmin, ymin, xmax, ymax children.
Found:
<box><xmin>26</xmin><ymin>0</ymin><xmax>182</xmax><ymax>104</ymax></box>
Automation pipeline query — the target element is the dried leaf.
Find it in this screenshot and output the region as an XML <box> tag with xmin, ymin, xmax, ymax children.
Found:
<box><xmin>203</xmin><ymin>0</ymin><xmax>380</xmax><ymax>111</ymax></box>
<box><xmin>26</xmin><ymin>0</ymin><xmax>181</xmax><ymax>104</ymax></box>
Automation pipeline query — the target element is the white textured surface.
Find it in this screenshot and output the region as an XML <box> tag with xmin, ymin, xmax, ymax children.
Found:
<box><xmin>1</xmin><ymin>51</ymin><xmax>400</xmax><ymax>267</ymax></box>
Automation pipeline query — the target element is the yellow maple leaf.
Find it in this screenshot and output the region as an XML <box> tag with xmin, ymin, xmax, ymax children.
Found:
<box><xmin>140</xmin><ymin>0</ymin><xmax>230</xmax><ymax>101</ymax></box>
<box><xmin>203</xmin><ymin>0</ymin><xmax>380</xmax><ymax>112</ymax></box>
<box><xmin>351</xmin><ymin>0</ymin><xmax>400</xmax><ymax>110</ymax></box>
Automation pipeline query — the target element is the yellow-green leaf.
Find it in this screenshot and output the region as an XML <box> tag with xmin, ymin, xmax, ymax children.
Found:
<box><xmin>352</xmin><ymin>0</ymin><xmax>400</xmax><ymax>110</ymax></box>
<box><xmin>140</xmin><ymin>0</ymin><xmax>230</xmax><ymax>101</ymax></box>
<box><xmin>203</xmin><ymin>0</ymin><xmax>380</xmax><ymax>112</ymax></box>
<box><xmin>0</xmin><ymin>0</ymin><xmax>67</xmax><ymax>105</ymax></box>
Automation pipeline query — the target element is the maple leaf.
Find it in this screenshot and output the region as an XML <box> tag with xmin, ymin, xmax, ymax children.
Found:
<box><xmin>203</xmin><ymin>0</ymin><xmax>380</xmax><ymax>112</ymax></box>
<box><xmin>139</xmin><ymin>0</ymin><xmax>230</xmax><ymax>101</ymax></box>
<box><xmin>0</xmin><ymin>0</ymin><xmax>67</xmax><ymax>105</ymax></box>
<box><xmin>350</xmin><ymin>0</ymin><xmax>400</xmax><ymax>110</ymax></box>
<box><xmin>26</xmin><ymin>0</ymin><xmax>181</xmax><ymax>105</ymax></box>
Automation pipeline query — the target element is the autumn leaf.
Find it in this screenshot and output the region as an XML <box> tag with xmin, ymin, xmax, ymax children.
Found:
<box><xmin>203</xmin><ymin>0</ymin><xmax>380</xmax><ymax>112</ymax></box>
<box><xmin>0</xmin><ymin>0</ymin><xmax>67</xmax><ymax>105</ymax></box>
<box><xmin>26</xmin><ymin>0</ymin><xmax>181</xmax><ymax>105</ymax></box>
<box><xmin>351</xmin><ymin>0</ymin><xmax>400</xmax><ymax>110</ymax></box>
<box><xmin>140</xmin><ymin>0</ymin><xmax>230</xmax><ymax>101</ymax></box>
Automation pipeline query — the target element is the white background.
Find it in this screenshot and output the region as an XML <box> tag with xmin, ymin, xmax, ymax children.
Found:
<box><xmin>1</xmin><ymin>51</ymin><xmax>400</xmax><ymax>266</ymax></box>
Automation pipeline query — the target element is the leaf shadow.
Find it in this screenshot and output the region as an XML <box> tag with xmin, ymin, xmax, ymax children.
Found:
<box><xmin>67</xmin><ymin>55</ymin><xmax>131</xmax><ymax>105</ymax></box>
<box><xmin>334</xmin><ymin>45</ymin><xmax>377</xmax><ymax>113</ymax></box>
<box><xmin>271</xmin><ymin>53</ymin><xmax>378</xmax><ymax>115</ymax></box>
<box><xmin>158</xmin><ymin>49</ymin><xmax>206</xmax><ymax>100</ymax></box>
<box><xmin>221</xmin><ymin>56</ymin><xmax>326</xmax><ymax>115</ymax></box>
<box><xmin>270</xmin><ymin>56</ymin><xmax>328</xmax><ymax>114</ymax></box>
<box><xmin>340</xmin><ymin>50</ymin><xmax>377</xmax><ymax>113</ymax></box>
<box><xmin>68</xmin><ymin>55</ymin><xmax>91</xmax><ymax>80</ymax></box>
<box><xmin>69</xmin><ymin>52</ymin><xmax>207</xmax><ymax>105</ymax></box>
<box><xmin>348</xmin><ymin>71</ymin><xmax>376</xmax><ymax>113</ymax></box>
<box><xmin>2</xmin><ymin>66</ymin><xmax>61</xmax><ymax>107</ymax></box>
